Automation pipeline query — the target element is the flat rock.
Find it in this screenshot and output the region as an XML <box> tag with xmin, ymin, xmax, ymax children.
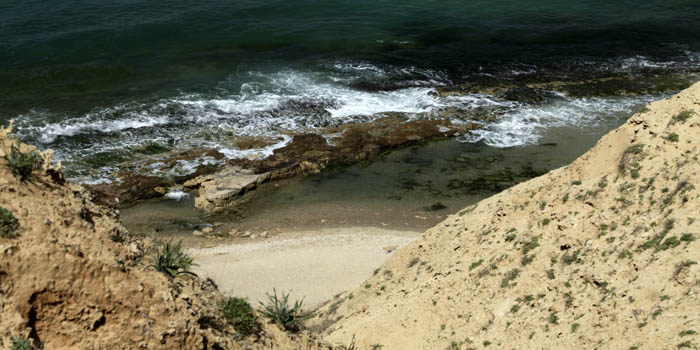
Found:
<box><xmin>194</xmin><ymin>166</ymin><xmax>270</xmax><ymax>212</ymax></box>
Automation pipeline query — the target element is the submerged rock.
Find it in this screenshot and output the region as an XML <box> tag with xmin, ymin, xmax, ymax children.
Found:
<box><xmin>91</xmin><ymin>115</ymin><xmax>481</xmax><ymax>211</ymax></box>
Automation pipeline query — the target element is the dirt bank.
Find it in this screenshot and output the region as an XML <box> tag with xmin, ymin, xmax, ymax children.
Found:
<box><xmin>310</xmin><ymin>83</ymin><xmax>700</xmax><ymax>349</ymax></box>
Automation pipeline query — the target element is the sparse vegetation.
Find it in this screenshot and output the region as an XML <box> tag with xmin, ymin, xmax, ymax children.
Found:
<box><xmin>408</xmin><ymin>257</ymin><xmax>420</xmax><ymax>268</ymax></box>
<box><xmin>620</xmin><ymin>144</ymin><xmax>644</xmax><ymax>176</ymax></box>
<box><xmin>151</xmin><ymin>240</ymin><xmax>197</xmax><ymax>277</ymax></box>
<box><xmin>549</xmin><ymin>312</ymin><xmax>559</xmax><ymax>324</ymax></box>
<box><xmin>619</xmin><ymin>250</ymin><xmax>633</xmax><ymax>259</ymax></box>
<box><xmin>680</xmin><ymin>233</ymin><xmax>695</xmax><ymax>243</ymax></box>
<box><xmin>3</xmin><ymin>143</ymin><xmax>42</xmax><ymax>181</ymax></box>
<box><xmin>670</xmin><ymin>109</ymin><xmax>695</xmax><ymax>125</ymax></box>
<box><xmin>674</xmin><ymin>260</ymin><xmax>697</xmax><ymax>279</ymax></box>
<box><xmin>563</xmin><ymin>250</ymin><xmax>581</xmax><ymax>265</ymax></box>
<box><xmin>0</xmin><ymin>206</ymin><xmax>20</xmax><ymax>238</ymax></box>
<box><xmin>220</xmin><ymin>297</ymin><xmax>258</xmax><ymax>336</ymax></box>
<box><xmin>259</xmin><ymin>289</ymin><xmax>310</xmax><ymax>332</ymax></box>
<box><xmin>571</xmin><ymin>323</ymin><xmax>580</xmax><ymax>333</ymax></box>
<box><xmin>10</xmin><ymin>337</ymin><xmax>31</xmax><ymax>350</ymax></box>
<box><xmin>679</xmin><ymin>330</ymin><xmax>697</xmax><ymax>337</ymax></box>
<box><xmin>337</xmin><ymin>336</ymin><xmax>357</xmax><ymax>350</ymax></box>
<box><xmin>522</xmin><ymin>236</ymin><xmax>540</xmax><ymax>255</ymax></box>
<box><xmin>501</xmin><ymin>268</ymin><xmax>520</xmax><ymax>288</ymax></box>
<box><xmin>667</xmin><ymin>133</ymin><xmax>680</xmax><ymax>142</ymax></box>
<box><xmin>469</xmin><ymin>259</ymin><xmax>484</xmax><ymax>271</ymax></box>
<box><xmin>447</xmin><ymin>340</ymin><xmax>461</xmax><ymax>350</ymax></box>
<box><xmin>521</xmin><ymin>255</ymin><xmax>535</xmax><ymax>266</ymax></box>
<box><xmin>677</xmin><ymin>341</ymin><xmax>694</xmax><ymax>349</ymax></box>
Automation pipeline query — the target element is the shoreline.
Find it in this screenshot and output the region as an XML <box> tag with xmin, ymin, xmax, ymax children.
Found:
<box><xmin>48</xmin><ymin>70</ymin><xmax>697</xmax><ymax>210</ymax></box>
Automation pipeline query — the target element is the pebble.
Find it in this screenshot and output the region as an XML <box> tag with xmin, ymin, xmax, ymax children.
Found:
<box><xmin>202</xmin><ymin>227</ymin><xmax>214</xmax><ymax>234</ymax></box>
<box><xmin>192</xmin><ymin>230</ymin><xmax>203</xmax><ymax>236</ymax></box>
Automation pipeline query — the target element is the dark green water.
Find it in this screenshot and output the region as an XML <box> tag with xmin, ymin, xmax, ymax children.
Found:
<box><xmin>2</xmin><ymin>1</ymin><xmax>700</xmax><ymax>182</ymax></box>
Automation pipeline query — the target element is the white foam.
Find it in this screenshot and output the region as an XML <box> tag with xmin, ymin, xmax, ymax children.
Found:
<box><xmin>165</xmin><ymin>188</ymin><xmax>189</xmax><ymax>201</ymax></box>
<box><xmin>30</xmin><ymin>111</ymin><xmax>170</xmax><ymax>144</ymax></box>
<box><xmin>10</xmin><ymin>63</ymin><xmax>682</xmax><ymax>184</ymax></box>
<box><xmin>217</xmin><ymin>134</ymin><xmax>292</xmax><ymax>160</ymax></box>
<box><xmin>461</xmin><ymin>94</ymin><xmax>664</xmax><ymax>147</ymax></box>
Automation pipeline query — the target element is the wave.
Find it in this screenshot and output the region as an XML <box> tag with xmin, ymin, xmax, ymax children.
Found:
<box><xmin>11</xmin><ymin>63</ymin><xmax>678</xmax><ymax>183</ymax></box>
<box><xmin>461</xmin><ymin>94</ymin><xmax>665</xmax><ymax>147</ymax></box>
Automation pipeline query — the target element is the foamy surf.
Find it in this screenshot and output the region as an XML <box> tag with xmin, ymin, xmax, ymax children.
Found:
<box><xmin>9</xmin><ymin>63</ymin><xmax>679</xmax><ymax>183</ymax></box>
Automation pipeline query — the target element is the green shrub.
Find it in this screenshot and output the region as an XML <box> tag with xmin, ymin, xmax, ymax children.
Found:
<box><xmin>680</xmin><ymin>233</ymin><xmax>695</xmax><ymax>243</ymax></box>
<box><xmin>259</xmin><ymin>289</ymin><xmax>311</xmax><ymax>332</ymax></box>
<box><xmin>10</xmin><ymin>337</ymin><xmax>32</xmax><ymax>350</ymax></box>
<box><xmin>220</xmin><ymin>297</ymin><xmax>258</xmax><ymax>336</ymax></box>
<box><xmin>671</xmin><ymin>110</ymin><xmax>694</xmax><ymax>125</ymax></box>
<box><xmin>667</xmin><ymin>133</ymin><xmax>680</xmax><ymax>142</ymax></box>
<box><xmin>0</xmin><ymin>207</ymin><xmax>20</xmax><ymax>238</ymax></box>
<box><xmin>3</xmin><ymin>143</ymin><xmax>42</xmax><ymax>181</ymax></box>
<box><xmin>152</xmin><ymin>240</ymin><xmax>196</xmax><ymax>277</ymax></box>
<box><xmin>501</xmin><ymin>268</ymin><xmax>520</xmax><ymax>288</ymax></box>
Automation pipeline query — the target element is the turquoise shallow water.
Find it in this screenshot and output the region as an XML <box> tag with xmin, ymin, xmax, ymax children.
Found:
<box><xmin>2</xmin><ymin>1</ymin><xmax>700</xmax><ymax>182</ymax></box>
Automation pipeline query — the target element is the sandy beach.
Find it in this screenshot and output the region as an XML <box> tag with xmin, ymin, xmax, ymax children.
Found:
<box><xmin>190</xmin><ymin>227</ymin><xmax>420</xmax><ymax>308</ymax></box>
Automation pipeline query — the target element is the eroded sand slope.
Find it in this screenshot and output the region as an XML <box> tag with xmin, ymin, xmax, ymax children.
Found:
<box><xmin>313</xmin><ymin>84</ymin><xmax>700</xmax><ymax>349</ymax></box>
<box><xmin>0</xmin><ymin>124</ymin><xmax>327</xmax><ymax>350</ymax></box>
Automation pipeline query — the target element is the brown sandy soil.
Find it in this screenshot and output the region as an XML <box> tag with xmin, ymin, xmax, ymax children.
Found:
<box><xmin>309</xmin><ymin>83</ymin><xmax>700</xmax><ymax>349</ymax></box>
<box><xmin>0</xmin><ymin>123</ymin><xmax>331</xmax><ymax>350</ymax></box>
<box><xmin>190</xmin><ymin>227</ymin><xmax>420</xmax><ymax>308</ymax></box>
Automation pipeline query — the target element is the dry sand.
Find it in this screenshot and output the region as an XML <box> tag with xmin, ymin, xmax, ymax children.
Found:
<box><xmin>309</xmin><ymin>82</ymin><xmax>700</xmax><ymax>349</ymax></box>
<box><xmin>190</xmin><ymin>227</ymin><xmax>420</xmax><ymax>308</ymax></box>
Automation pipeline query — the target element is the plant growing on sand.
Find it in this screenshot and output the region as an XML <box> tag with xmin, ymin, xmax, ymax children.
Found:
<box><xmin>220</xmin><ymin>297</ymin><xmax>259</xmax><ymax>336</ymax></box>
<box><xmin>10</xmin><ymin>337</ymin><xmax>32</xmax><ymax>350</ymax></box>
<box><xmin>3</xmin><ymin>143</ymin><xmax>42</xmax><ymax>181</ymax></box>
<box><xmin>669</xmin><ymin>109</ymin><xmax>695</xmax><ymax>125</ymax></box>
<box><xmin>0</xmin><ymin>207</ymin><xmax>20</xmax><ymax>238</ymax></box>
<box><xmin>259</xmin><ymin>289</ymin><xmax>311</xmax><ymax>332</ymax></box>
<box><xmin>619</xmin><ymin>144</ymin><xmax>644</xmax><ymax>176</ymax></box>
<box><xmin>151</xmin><ymin>240</ymin><xmax>197</xmax><ymax>277</ymax></box>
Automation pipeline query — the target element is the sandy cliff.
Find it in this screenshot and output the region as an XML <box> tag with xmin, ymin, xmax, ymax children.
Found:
<box><xmin>313</xmin><ymin>83</ymin><xmax>700</xmax><ymax>349</ymax></box>
<box><xmin>0</xmin><ymin>124</ymin><xmax>327</xmax><ymax>350</ymax></box>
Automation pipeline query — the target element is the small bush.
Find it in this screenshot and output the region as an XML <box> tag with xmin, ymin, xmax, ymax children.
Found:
<box><xmin>152</xmin><ymin>240</ymin><xmax>196</xmax><ymax>277</ymax></box>
<box><xmin>667</xmin><ymin>133</ymin><xmax>680</xmax><ymax>142</ymax></box>
<box><xmin>620</xmin><ymin>144</ymin><xmax>644</xmax><ymax>175</ymax></box>
<box><xmin>3</xmin><ymin>143</ymin><xmax>42</xmax><ymax>181</ymax></box>
<box><xmin>10</xmin><ymin>337</ymin><xmax>32</xmax><ymax>350</ymax></box>
<box><xmin>680</xmin><ymin>233</ymin><xmax>695</xmax><ymax>243</ymax></box>
<box><xmin>0</xmin><ymin>207</ymin><xmax>20</xmax><ymax>238</ymax></box>
<box><xmin>259</xmin><ymin>289</ymin><xmax>311</xmax><ymax>332</ymax></box>
<box><xmin>501</xmin><ymin>268</ymin><xmax>520</xmax><ymax>288</ymax></box>
<box><xmin>671</xmin><ymin>110</ymin><xmax>695</xmax><ymax>125</ymax></box>
<box><xmin>522</xmin><ymin>236</ymin><xmax>540</xmax><ymax>255</ymax></box>
<box><xmin>220</xmin><ymin>297</ymin><xmax>258</xmax><ymax>336</ymax></box>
